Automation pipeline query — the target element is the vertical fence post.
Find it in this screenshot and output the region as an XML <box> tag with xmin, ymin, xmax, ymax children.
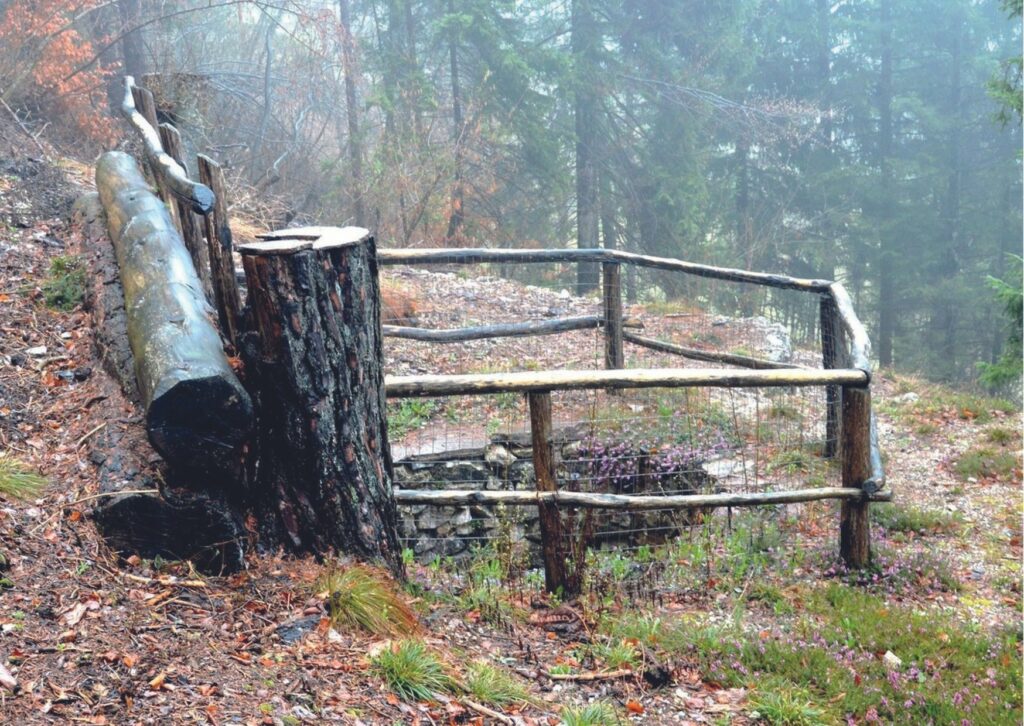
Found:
<box><xmin>840</xmin><ymin>384</ymin><xmax>872</xmax><ymax>567</ymax></box>
<box><xmin>602</xmin><ymin>261</ymin><xmax>624</xmax><ymax>370</ymax></box>
<box><xmin>158</xmin><ymin>123</ymin><xmax>214</xmax><ymax>302</ymax></box>
<box><xmin>820</xmin><ymin>295</ymin><xmax>843</xmax><ymax>458</ymax></box>
<box><xmin>130</xmin><ymin>85</ymin><xmax>174</xmax><ymax>209</ymax></box>
<box><xmin>197</xmin><ymin>154</ymin><xmax>243</xmax><ymax>350</ymax></box>
<box><xmin>528</xmin><ymin>391</ymin><xmax>568</xmax><ymax>594</ymax></box>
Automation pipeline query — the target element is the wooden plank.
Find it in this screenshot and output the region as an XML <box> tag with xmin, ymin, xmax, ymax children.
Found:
<box><xmin>385</xmin><ymin>367</ymin><xmax>867</xmax><ymax>398</ymax></box>
<box><xmin>159</xmin><ymin>123</ymin><xmax>214</xmax><ymax>302</ymax></box>
<box><xmin>528</xmin><ymin>392</ymin><xmax>568</xmax><ymax>594</ymax></box>
<box><xmin>197</xmin><ymin>154</ymin><xmax>243</xmax><ymax>348</ymax></box>
<box><xmin>376</xmin><ymin>247</ymin><xmax>833</xmax><ymax>292</ymax></box>
<box><xmin>120</xmin><ymin>76</ymin><xmax>214</xmax><ymax>214</ymax></box>
<box><xmin>840</xmin><ymin>385</ymin><xmax>872</xmax><ymax>567</ymax></box>
<box><xmin>602</xmin><ymin>262</ymin><xmax>624</xmax><ymax>370</ymax></box>
<box><xmin>392</xmin><ymin>486</ymin><xmax>872</xmax><ymax>509</ymax></box>
<box><xmin>623</xmin><ymin>331</ymin><xmax>803</xmax><ymax>371</ymax></box>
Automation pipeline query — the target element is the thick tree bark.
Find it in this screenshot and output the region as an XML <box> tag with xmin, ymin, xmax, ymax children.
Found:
<box><xmin>95</xmin><ymin>152</ymin><xmax>253</xmax><ymax>477</ymax></box>
<box><xmin>239</xmin><ymin>227</ymin><xmax>403</xmax><ymax>576</ymax></box>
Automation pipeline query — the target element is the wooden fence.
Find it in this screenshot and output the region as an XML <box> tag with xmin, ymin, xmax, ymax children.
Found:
<box><xmin>119</xmin><ymin>75</ymin><xmax>887</xmax><ymax>594</ymax></box>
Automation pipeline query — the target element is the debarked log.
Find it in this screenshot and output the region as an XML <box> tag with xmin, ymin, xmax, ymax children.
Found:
<box><xmin>72</xmin><ymin>191</ymin><xmax>246</xmax><ymax>573</ymax></box>
<box><xmin>95</xmin><ymin>151</ymin><xmax>253</xmax><ymax>475</ymax></box>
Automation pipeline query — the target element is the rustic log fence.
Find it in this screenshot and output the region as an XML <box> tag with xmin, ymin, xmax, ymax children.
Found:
<box><xmin>376</xmin><ymin>249</ymin><xmax>887</xmax><ymax>595</ymax></box>
<box><xmin>99</xmin><ymin>75</ymin><xmax>885</xmax><ymax>591</ymax></box>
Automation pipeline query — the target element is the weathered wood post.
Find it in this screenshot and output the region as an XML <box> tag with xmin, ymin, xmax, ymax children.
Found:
<box><xmin>158</xmin><ymin>122</ymin><xmax>214</xmax><ymax>301</ymax></box>
<box><xmin>528</xmin><ymin>391</ymin><xmax>570</xmax><ymax>595</ymax></box>
<box><xmin>602</xmin><ymin>261</ymin><xmax>624</xmax><ymax>370</ymax></box>
<box><xmin>839</xmin><ymin>384</ymin><xmax>872</xmax><ymax>567</ymax></box>
<box><xmin>239</xmin><ymin>227</ymin><xmax>403</xmax><ymax>576</ymax></box>
<box><xmin>197</xmin><ymin>154</ymin><xmax>243</xmax><ymax>350</ymax></box>
<box><xmin>820</xmin><ymin>295</ymin><xmax>844</xmax><ymax>458</ymax></box>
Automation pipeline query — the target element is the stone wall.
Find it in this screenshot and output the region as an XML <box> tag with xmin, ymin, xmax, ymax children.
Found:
<box><xmin>393</xmin><ymin>434</ymin><xmax>720</xmax><ymax>562</ymax></box>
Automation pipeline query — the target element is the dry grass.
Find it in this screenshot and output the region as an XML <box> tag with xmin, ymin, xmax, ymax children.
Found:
<box><xmin>319</xmin><ymin>564</ymin><xmax>418</xmax><ymax>637</ymax></box>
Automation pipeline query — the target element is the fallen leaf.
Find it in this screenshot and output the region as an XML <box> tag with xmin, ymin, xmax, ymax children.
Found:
<box><xmin>626</xmin><ymin>700</ymin><xmax>644</xmax><ymax>714</ymax></box>
<box><xmin>148</xmin><ymin>672</ymin><xmax>166</xmax><ymax>690</ymax></box>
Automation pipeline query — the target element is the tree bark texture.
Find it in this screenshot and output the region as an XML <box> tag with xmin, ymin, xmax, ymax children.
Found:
<box><xmin>239</xmin><ymin>229</ymin><xmax>403</xmax><ymax>576</ymax></box>
<box><xmin>95</xmin><ymin>151</ymin><xmax>253</xmax><ymax>477</ymax></box>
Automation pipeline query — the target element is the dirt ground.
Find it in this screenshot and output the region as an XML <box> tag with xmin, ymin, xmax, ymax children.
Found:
<box><xmin>0</xmin><ymin>124</ymin><xmax>1020</xmax><ymax>725</ymax></box>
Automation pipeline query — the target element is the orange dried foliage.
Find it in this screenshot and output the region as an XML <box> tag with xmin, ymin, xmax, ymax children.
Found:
<box><xmin>381</xmin><ymin>281</ymin><xmax>420</xmax><ymax>326</ymax></box>
<box><xmin>0</xmin><ymin>0</ymin><xmax>116</xmax><ymax>144</ymax></box>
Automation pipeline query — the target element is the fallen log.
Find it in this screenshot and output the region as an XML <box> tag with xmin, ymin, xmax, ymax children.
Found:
<box><xmin>95</xmin><ymin>151</ymin><xmax>253</xmax><ymax>476</ymax></box>
<box><xmin>72</xmin><ymin>193</ymin><xmax>246</xmax><ymax>572</ymax></box>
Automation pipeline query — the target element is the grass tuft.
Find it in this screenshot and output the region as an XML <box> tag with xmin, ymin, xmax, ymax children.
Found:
<box><xmin>319</xmin><ymin>564</ymin><xmax>418</xmax><ymax>637</ymax></box>
<box><xmin>371</xmin><ymin>640</ymin><xmax>451</xmax><ymax>702</ymax></box>
<box><xmin>954</xmin><ymin>445</ymin><xmax>1021</xmax><ymax>482</ymax></box>
<box><xmin>559</xmin><ymin>701</ymin><xmax>621</xmax><ymax>725</ymax></box>
<box><xmin>463</xmin><ymin>661</ymin><xmax>531</xmax><ymax>706</ymax></box>
<box><xmin>749</xmin><ymin>681</ymin><xmax>832</xmax><ymax>725</ymax></box>
<box><xmin>870</xmin><ymin>503</ymin><xmax>961</xmax><ymax>535</ymax></box>
<box><xmin>0</xmin><ymin>453</ymin><xmax>46</xmax><ymax>499</ymax></box>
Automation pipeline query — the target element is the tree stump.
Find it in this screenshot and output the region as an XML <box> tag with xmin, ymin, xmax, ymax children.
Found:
<box><xmin>239</xmin><ymin>227</ymin><xmax>403</xmax><ymax>576</ymax></box>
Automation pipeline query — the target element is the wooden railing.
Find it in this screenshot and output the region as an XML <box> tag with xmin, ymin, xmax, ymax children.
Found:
<box><xmin>118</xmin><ymin>76</ymin><xmax>886</xmax><ymax>593</ymax></box>
<box><xmin>378</xmin><ymin>246</ymin><xmax>888</xmax><ymax>591</ymax></box>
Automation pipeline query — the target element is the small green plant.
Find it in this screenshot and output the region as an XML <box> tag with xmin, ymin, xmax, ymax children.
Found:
<box><xmin>954</xmin><ymin>446</ymin><xmax>1021</xmax><ymax>481</ymax></box>
<box><xmin>595</xmin><ymin>640</ymin><xmax>638</xmax><ymax>670</ymax></box>
<box><xmin>603</xmin><ymin>613</ymin><xmax>663</xmax><ymax>646</ymax></box>
<box><xmin>463</xmin><ymin>661</ymin><xmax>531</xmax><ymax>706</ymax></box>
<box><xmin>767</xmin><ymin>449</ymin><xmax>814</xmax><ymax>475</ymax></box>
<box><xmin>387</xmin><ymin>399</ymin><xmax>437</xmax><ymax>438</ymax></box>
<box><xmin>749</xmin><ymin>681</ymin><xmax>832</xmax><ymax>725</ymax></box>
<box><xmin>560</xmin><ymin>701</ymin><xmax>621</xmax><ymax>726</ymax></box>
<box><xmin>319</xmin><ymin>564</ymin><xmax>418</xmax><ymax>637</ymax></box>
<box><xmin>0</xmin><ymin>453</ymin><xmax>46</xmax><ymax>499</ymax></box>
<box><xmin>986</xmin><ymin>426</ymin><xmax>1020</xmax><ymax>445</ymax></box>
<box><xmin>42</xmin><ymin>255</ymin><xmax>86</xmax><ymax>311</ymax></box>
<box><xmin>768</xmin><ymin>403</ymin><xmax>802</xmax><ymax>421</ymax></box>
<box><xmin>870</xmin><ymin>504</ymin><xmax>961</xmax><ymax>535</ymax></box>
<box><xmin>371</xmin><ymin>640</ymin><xmax>452</xmax><ymax>702</ymax></box>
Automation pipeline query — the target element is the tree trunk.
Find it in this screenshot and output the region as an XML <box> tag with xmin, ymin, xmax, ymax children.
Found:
<box><xmin>338</xmin><ymin>0</ymin><xmax>365</xmax><ymax>225</ymax></box>
<box><xmin>239</xmin><ymin>227</ymin><xmax>403</xmax><ymax>576</ymax></box>
<box><xmin>117</xmin><ymin>0</ymin><xmax>146</xmax><ymax>81</ymax></box>
<box><xmin>444</xmin><ymin>0</ymin><xmax>465</xmax><ymax>245</ymax></box>
<box><xmin>876</xmin><ymin>0</ymin><xmax>895</xmax><ymax>368</ymax></box>
<box><xmin>73</xmin><ymin>192</ymin><xmax>247</xmax><ymax>573</ymax></box>
<box><xmin>95</xmin><ymin>152</ymin><xmax>253</xmax><ymax>478</ymax></box>
<box><xmin>573</xmin><ymin>0</ymin><xmax>600</xmax><ymax>293</ymax></box>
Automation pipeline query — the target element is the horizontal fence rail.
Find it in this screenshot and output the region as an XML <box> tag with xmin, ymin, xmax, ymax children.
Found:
<box><xmin>392</xmin><ymin>486</ymin><xmax>891</xmax><ymax>509</ymax></box>
<box><xmin>384</xmin><ymin>367</ymin><xmax>869</xmax><ymax>398</ymax></box>
<box><xmin>377</xmin><ymin>247</ymin><xmax>834</xmax><ymax>292</ymax></box>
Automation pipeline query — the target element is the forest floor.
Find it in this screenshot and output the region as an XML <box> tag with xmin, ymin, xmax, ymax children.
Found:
<box><xmin>0</xmin><ymin>124</ymin><xmax>1021</xmax><ymax>725</ymax></box>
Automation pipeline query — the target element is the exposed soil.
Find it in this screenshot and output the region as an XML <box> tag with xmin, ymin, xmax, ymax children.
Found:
<box><xmin>0</xmin><ymin>129</ymin><xmax>1019</xmax><ymax>724</ymax></box>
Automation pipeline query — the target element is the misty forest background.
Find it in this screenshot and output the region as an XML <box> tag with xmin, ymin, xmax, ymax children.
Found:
<box><xmin>2</xmin><ymin>0</ymin><xmax>1021</xmax><ymax>387</ymax></box>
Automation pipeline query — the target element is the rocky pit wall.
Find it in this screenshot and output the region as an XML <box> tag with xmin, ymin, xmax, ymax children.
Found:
<box><xmin>393</xmin><ymin>432</ymin><xmax>740</xmax><ymax>563</ymax></box>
